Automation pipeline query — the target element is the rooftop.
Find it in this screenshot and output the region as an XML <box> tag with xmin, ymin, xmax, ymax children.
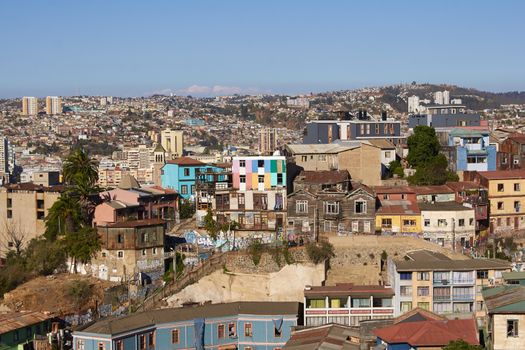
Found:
<box><xmin>77</xmin><ymin>302</ymin><xmax>300</xmax><ymax>336</ymax></box>
<box><xmin>394</xmin><ymin>249</ymin><xmax>510</xmax><ymax>272</ymax></box>
<box><xmin>374</xmin><ymin>318</ymin><xmax>478</xmax><ymax>347</ymax></box>
<box><xmin>304</xmin><ymin>283</ymin><xmax>394</xmax><ymax>298</ymax></box>
<box><xmin>283</xmin><ymin>324</ymin><xmax>360</xmax><ymax>350</ymax></box>
<box><xmin>286</xmin><ymin>144</ymin><xmax>357</xmax><ymax>155</ymax></box>
<box><xmin>482</xmin><ymin>285</ymin><xmax>525</xmax><ymax>314</ymax></box>
<box><xmin>418</xmin><ymin>201</ymin><xmax>472</xmax><ymax>212</ymax></box>
<box><xmin>0</xmin><ymin>311</ymin><xmax>53</xmax><ymax>335</ymax></box>
<box><xmin>412</xmin><ymin>185</ymin><xmax>455</xmax><ymax>195</ymax></box>
<box><xmin>296</xmin><ymin>170</ymin><xmax>350</xmax><ymax>185</ymax></box>
<box><xmin>477</xmin><ymin>169</ymin><xmax>525</xmax><ymax>180</ymax></box>
<box><xmin>377</xmin><ymin>200</ymin><xmax>420</xmax><ymax>215</ymax></box>
<box><xmin>105</xmin><ymin>218</ymin><xmax>165</xmax><ymax>228</ymax></box>
<box><xmin>374</xmin><ymin>186</ymin><xmax>415</xmax><ymax>194</ymax></box>
<box><xmin>165</xmin><ymin>156</ymin><xmax>205</xmax><ymax>166</ymax></box>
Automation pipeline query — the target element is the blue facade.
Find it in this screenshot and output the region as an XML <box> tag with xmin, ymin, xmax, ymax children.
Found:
<box><xmin>161</xmin><ymin>163</ymin><xmax>223</xmax><ymax>199</ymax></box>
<box><xmin>448</xmin><ymin>129</ymin><xmax>496</xmax><ymax>172</ymax></box>
<box><xmin>409</xmin><ymin>114</ymin><xmax>481</xmax><ymax>129</ymax></box>
<box><xmin>74</xmin><ymin>303</ymin><xmax>298</xmax><ymax>350</ymax></box>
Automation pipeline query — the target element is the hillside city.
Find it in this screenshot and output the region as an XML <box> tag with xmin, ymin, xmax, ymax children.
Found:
<box><xmin>0</xmin><ymin>84</ymin><xmax>525</xmax><ymax>350</ymax></box>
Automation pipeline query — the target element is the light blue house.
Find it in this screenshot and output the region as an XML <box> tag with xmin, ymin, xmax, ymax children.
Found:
<box><xmin>161</xmin><ymin>157</ymin><xmax>224</xmax><ymax>199</ymax></box>
<box><xmin>73</xmin><ymin>302</ymin><xmax>299</xmax><ymax>350</ymax></box>
<box><xmin>448</xmin><ymin>128</ymin><xmax>496</xmax><ymax>172</ymax></box>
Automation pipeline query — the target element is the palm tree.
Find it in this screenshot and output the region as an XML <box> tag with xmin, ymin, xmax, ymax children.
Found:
<box><xmin>63</xmin><ymin>148</ymin><xmax>99</xmax><ymax>187</ymax></box>
<box><xmin>44</xmin><ymin>193</ymin><xmax>82</xmax><ymax>241</ymax></box>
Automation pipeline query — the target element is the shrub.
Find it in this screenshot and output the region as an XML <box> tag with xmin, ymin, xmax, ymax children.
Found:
<box><xmin>248</xmin><ymin>240</ymin><xmax>264</xmax><ymax>266</ymax></box>
<box><xmin>306</xmin><ymin>241</ymin><xmax>335</xmax><ymax>264</ymax></box>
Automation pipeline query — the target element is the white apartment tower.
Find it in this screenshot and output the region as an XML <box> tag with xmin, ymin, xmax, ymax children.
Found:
<box><xmin>442</xmin><ymin>90</ymin><xmax>450</xmax><ymax>105</ymax></box>
<box><xmin>46</xmin><ymin>96</ymin><xmax>62</xmax><ymax>115</ymax></box>
<box><xmin>434</xmin><ymin>91</ymin><xmax>444</xmax><ymax>105</ymax></box>
<box><xmin>407</xmin><ymin>95</ymin><xmax>420</xmax><ymax>113</ymax></box>
<box><xmin>22</xmin><ymin>97</ymin><xmax>38</xmax><ymax>115</ymax></box>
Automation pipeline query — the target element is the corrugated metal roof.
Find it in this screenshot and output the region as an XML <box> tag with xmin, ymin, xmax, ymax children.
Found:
<box><xmin>0</xmin><ymin>311</ymin><xmax>53</xmax><ymax>335</ymax></box>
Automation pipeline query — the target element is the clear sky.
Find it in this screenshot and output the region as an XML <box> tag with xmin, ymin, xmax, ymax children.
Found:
<box><xmin>1</xmin><ymin>0</ymin><xmax>524</xmax><ymax>97</ymax></box>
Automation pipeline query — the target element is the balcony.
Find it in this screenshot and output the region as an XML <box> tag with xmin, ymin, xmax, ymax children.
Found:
<box><xmin>464</xmin><ymin>143</ymin><xmax>482</xmax><ymax>151</ymax></box>
<box><xmin>452</xmin><ymin>279</ymin><xmax>475</xmax><ymax>285</ymax></box>
<box><xmin>452</xmin><ymin>294</ymin><xmax>475</xmax><ymax>301</ymax></box>
<box><xmin>433</xmin><ymin>295</ymin><xmax>451</xmax><ymax>301</ymax></box>
<box><xmin>433</xmin><ymin>279</ymin><xmax>451</xmax><ymax>286</ymax></box>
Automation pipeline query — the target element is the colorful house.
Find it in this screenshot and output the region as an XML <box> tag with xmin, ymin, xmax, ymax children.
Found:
<box><xmin>73</xmin><ymin>302</ymin><xmax>300</xmax><ymax>350</ymax></box>
<box><xmin>232</xmin><ymin>156</ymin><xmax>286</xmax><ymax>191</ymax></box>
<box><xmin>374</xmin><ymin>187</ymin><xmax>421</xmax><ymax>234</ymax></box>
<box><xmin>447</xmin><ymin>128</ymin><xmax>496</xmax><ymax>172</ymax></box>
<box><xmin>161</xmin><ymin>157</ymin><xmax>224</xmax><ymax>199</ymax></box>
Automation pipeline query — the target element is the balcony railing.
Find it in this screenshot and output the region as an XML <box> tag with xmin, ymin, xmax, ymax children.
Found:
<box><xmin>433</xmin><ymin>295</ymin><xmax>451</xmax><ymax>301</ymax></box>
<box><xmin>452</xmin><ymin>279</ymin><xmax>475</xmax><ymax>285</ymax></box>
<box><xmin>452</xmin><ymin>294</ymin><xmax>475</xmax><ymax>301</ymax></box>
<box><xmin>433</xmin><ymin>279</ymin><xmax>451</xmax><ymax>285</ymax></box>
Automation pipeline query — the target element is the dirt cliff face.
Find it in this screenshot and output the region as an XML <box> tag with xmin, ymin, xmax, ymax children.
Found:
<box><xmin>2</xmin><ymin>273</ymin><xmax>114</xmax><ymax>315</ymax></box>
<box><xmin>165</xmin><ymin>263</ymin><xmax>325</xmax><ymax>307</ymax></box>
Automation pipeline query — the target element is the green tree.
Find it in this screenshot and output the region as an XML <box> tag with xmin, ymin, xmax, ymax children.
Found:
<box><xmin>62</xmin><ymin>148</ymin><xmax>99</xmax><ymax>187</ymax></box>
<box><xmin>24</xmin><ymin>239</ymin><xmax>66</xmax><ymax>275</ymax></box>
<box><xmin>63</xmin><ymin>227</ymin><xmax>101</xmax><ymax>273</ymax></box>
<box><xmin>203</xmin><ymin>209</ymin><xmax>220</xmax><ymax>239</ymax></box>
<box><xmin>407</xmin><ymin>126</ymin><xmax>441</xmax><ymax>167</ymax></box>
<box><xmin>443</xmin><ymin>340</ymin><xmax>482</xmax><ymax>350</ymax></box>
<box><xmin>306</xmin><ymin>241</ymin><xmax>335</xmax><ymax>264</ymax></box>
<box><xmin>179</xmin><ymin>199</ymin><xmax>195</xmax><ymax>219</ymax></box>
<box><xmin>407</xmin><ymin>126</ymin><xmax>458</xmax><ymax>185</ymax></box>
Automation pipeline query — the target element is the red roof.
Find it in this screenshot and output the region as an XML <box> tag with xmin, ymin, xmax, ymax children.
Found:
<box><xmin>166</xmin><ymin>156</ymin><xmax>205</xmax><ymax>166</ymax></box>
<box><xmin>411</xmin><ymin>185</ymin><xmax>454</xmax><ymax>195</ymax></box>
<box><xmin>304</xmin><ymin>283</ymin><xmax>394</xmax><ymax>297</ymax></box>
<box><xmin>374</xmin><ymin>186</ymin><xmax>415</xmax><ymax>194</ymax></box>
<box><xmin>477</xmin><ymin>169</ymin><xmax>525</xmax><ymax>180</ymax></box>
<box><xmin>104</xmin><ymin>218</ymin><xmax>165</xmax><ymax>228</ymax></box>
<box><xmin>374</xmin><ymin>318</ymin><xmax>479</xmax><ymax>347</ymax></box>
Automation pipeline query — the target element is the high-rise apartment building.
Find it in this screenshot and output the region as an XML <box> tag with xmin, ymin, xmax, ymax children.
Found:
<box><xmin>442</xmin><ymin>90</ymin><xmax>450</xmax><ymax>105</ymax></box>
<box><xmin>434</xmin><ymin>91</ymin><xmax>444</xmax><ymax>105</ymax></box>
<box><xmin>160</xmin><ymin>129</ymin><xmax>184</xmax><ymax>159</ymax></box>
<box><xmin>45</xmin><ymin>96</ymin><xmax>62</xmax><ymax>115</ymax></box>
<box><xmin>0</xmin><ymin>136</ymin><xmax>9</xmax><ymax>184</ymax></box>
<box><xmin>22</xmin><ymin>97</ymin><xmax>38</xmax><ymax>115</ymax></box>
<box><xmin>258</xmin><ymin>128</ymin><xmax>278</xmax><ymax>155</ymax></box>
<box><xmin>407</xmin><ymin>95</ymin><xmax>420</xmax><ymax>113</ymax></box>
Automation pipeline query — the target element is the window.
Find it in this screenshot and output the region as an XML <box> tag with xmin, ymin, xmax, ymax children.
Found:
<box><xmin>139</xmin><ymin>335</ymin><xmax>146</xmax><ymax>350</ymax></box>
<box><xmin>498</xmin><ymin>183</ymin><xmax>504</xmax><ymax>192</ymax></box>
<box><xmin>400</xmin><ymin>286</ymin><xmax>412</xmax><ymax>297</ymax></box>
<box><xmin>181</xmin><ymin>185</ymin><xmax>188</xmax><ymax>194</ymax></box>
<box><xmin>77</xmin><ymin>340</ymin><xmax>85</xmax><ymax>350</ymax></box>
<box><xmin>6</xmin><ymin>198</ymin><xmax>12</xmax><ymax>208</ymax></box>
<box><xmin>507</xmin><ymin>319</ymin><xmax>519</xmax><ymax>337</ymax></box>
<box><xmin>324</xmin><ymin>201</ymin><xmax>340</xmax><ymax>214</ymax></box>
<box><xmin>383</xmin><ymin>194</ymin><xmax>389</xmax><ymax>200</ymax></box>
<box><xmin>218</xmin><ymin>324</ymin><xmax>225</xmax><ymax>339</ymax></box>
<box><xmin>37</xmin><ymin>211</ymin><xmax>45</xmax><ymax>220</ymax></box>
<box><xmin>117</xmin><ymin>251</ymin><xmax>124</xmax><ymax>258</ymax></box>
<box><xmin>385</xmin><ymin>151</ymin><xmax>391</xmax><ymax>158</ymax></box>
<box><xmin>458</xmin><ymin>219</ymin><xmax>465</xmax><ymax>227</ymax></box>
<box><xmin>352</xmin><ymin>298</ymin><xmax>370</xmax><ymax>308</ymax></box>
<box><xmin>152</xmin><ymin>248</ymin><xmax>157</xmax><ymax>255</ymax></box>
<box><xmin>400</xmin><ymin>272</ymin><xmax>412</xmax><ymax>280</ymax></box>
<box><xmin>515</xmin><ymin>201</ymin><xmax>521</xmax><ymax>212</ymax></box>
<box><xmin>244</xmin><ymin>323</ymin><xmax>253</xmax><ymax>337</ymax></box>
<box><xmin>470</xmin><ymin>218</ymin><xmax>474</xmax><ymax>226</ymax></box>
<box><xmin>307</xmin><ymin>298</ymin><xmax>326</xmax><ymax>308</ymax></box>
<box><xmin>417</xmin><ymin>286</ymin><xmax>429</xmax><ymax>296</ymax></box>
<box><xmin>437</xmin><ymin>219</ymin><xmax>447</xmax><ymax>227</ymax></box>
<box><xmin>184</xmin><ymin>168</ymin><xmax>190</xmax><ymax>176</ymax></box>
<box><xmin>318</xmin><ymin>154</ymin><xmax>326</xmax><ymax>161</ymax></box>
<box><xmin>7</xmin><ymin>210</ymin><xmax>12</xmax><ymax>219</ymax></box>
<box><xmin>98</xmin><ymin>343</ymin><xmax>105</xmax><ymax>350</ymax></box>
<box><xmin>228</xmin><ymin>323</ymin><xmax>236</xmax><ymax>337</ymax></box>
<box><xmin>258</xmin><ymin>175</ymin><xmax>265</xmax><ymax>183</ymax></box>
<box><xmin>381</xmin><ymin>218</ymin><xmax>392</xmax><ymax>227</ymax></box>
<box><xmin>117</xmin><ymin>234</ymin><xmax>123</xmax><ymax>243</ymax></box>
<box><xmin>497</xmin><ymin>201</ymin><xmax>504</xmax><ymax>210</ymax></box>
<box><xmin>417</xmin><ymin>272</ymin><xmax>430</xmax><ymax>281</ymax></box>
<box><xmin>191</xmin><ymin>185</ymin><xmax>195</xmax><ymax>194</ymax></box>
<box><xmin>116</xmin><ymin>341</ymin><xmax>123</xmax><ymax>350</ymax></box>
<box><xmin>36</xmin><ymin>199</ymin><xmax>44</xmax><ymax>209</ymax></box>
<box><xmin>240</xmin><ymin>175</ymin><xmax>246</xmax><ymax>183</ymax></box>
<box><xmin>515</xmin><ymin>183</ymin><xmax>521</xmax><ymax>191</ymax></box>
<box><xmin>424</xmin><ymin>219</ymin><xmax>430</xmax><ymax>227</ymax></box>
<box><xmin>277</xmin><ymin>173</ymin><xmax>283</xmax><ymax>184</ymax></box>
<box><xmin>148</xmin><ymin>332</ymin><xmax>154</xmax><ymax>347</ymax></box>
<box><xmin>417</xmin><ymin>302</ymin><xmax>430</xmax><ymax>310</ymax></box>
<box><xmin>400</xmin><ymin>302</ymin><xmax>412</xmax><ymax>313</ymax></box>
<box><xmin>403</xmin><ymin>219</ymin><xmax>416</xmax><ymax>227</ymax></box>
<box><xmin>354</xmin><ymin>200</ymin><xmax>367</xmax><ymax>214</ymax></box>
<box><xmin>239</xmin><ymin>160</ymin><xmax>246</xmax><ymax>168</ymax></box>
<box><xmin>253</xmin><ymin>194</ymin><xmax>268</xmax><ymax>210</ymax></box>
<box><xmin>477</xmin><ymin>270</ymin><xmax>488</xmax><ymax>279</ymax></box>
<box><xmin>26</xmin><ymin>327</ymin><xmax>32</xmax><ymax>338</ymax></box>
<box><xmin>301</xmin><ymin>156</ymin><xmax>307</xmax><ymax>162</ymax></box>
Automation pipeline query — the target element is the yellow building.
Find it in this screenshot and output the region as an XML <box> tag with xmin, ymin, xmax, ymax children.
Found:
<box><xmin>0</xmin><ymin>183</ymin><xmax>63</xmax><ymax>257</ymax></box>
<box><xmin>473</xmin><ymin>170</ymin><xmax>525</xmax><ymax>233</ymax></box>
<box><xmin>160</xmin><ymin>129</ymin><xmax>184</xmax><ymax>159</ymax></box>
<box><xmin>374</xmin><ymin>187</ymin><xmax>421</xmax><ymax>234</ymax></box>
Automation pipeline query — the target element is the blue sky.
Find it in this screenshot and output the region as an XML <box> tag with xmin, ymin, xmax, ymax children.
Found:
<box><xmin>1</xmin><ymin>0</ymin><xmax>524</xmax><ymax>97</ymax></box>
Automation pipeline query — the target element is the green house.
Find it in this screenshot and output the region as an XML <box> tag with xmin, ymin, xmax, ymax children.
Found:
<box><xmin>0</xmin><ymin>312</ymin><xmax>54</xmax><ymax>350</ymax></box>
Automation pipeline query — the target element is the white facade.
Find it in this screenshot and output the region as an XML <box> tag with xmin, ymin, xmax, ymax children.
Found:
<box><xmin>442</xmin><ymin>90</ymin><xmax>450</xmax><ymax>105</ymax></box>
<box><xmin>421</xmin><ymin>207</ymin><xmax>476</xmax><ymax>248</ymax></box>
<box><xmin>434</xmin><ymin>91</ymin><xmax>444</xmax><ymax>105</ymax></box>
<box><xmin>407</xmin><ymin>95</ymin><xmax>420</xmax><ymax>113</ymax></box>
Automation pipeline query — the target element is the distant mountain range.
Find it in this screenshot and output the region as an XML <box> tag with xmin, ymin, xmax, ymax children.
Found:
<box><xmin>375</xmin><ymin>84</ymin><xmax>525</xmax><ymax>112</ymax></box>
